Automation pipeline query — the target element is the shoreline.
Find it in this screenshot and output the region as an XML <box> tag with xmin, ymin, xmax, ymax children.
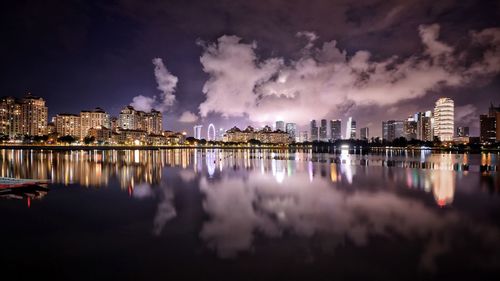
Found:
<box><xmin>0</xmin><ymin>144</ymin><xmax>498</xmax><ymax>153</ymax></box>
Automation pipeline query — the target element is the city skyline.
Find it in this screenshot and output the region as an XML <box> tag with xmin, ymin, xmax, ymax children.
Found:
<box><xmin>1</xmin><ymin>1</ymin><xmax>499</xmax><ymax>137</ymax></box>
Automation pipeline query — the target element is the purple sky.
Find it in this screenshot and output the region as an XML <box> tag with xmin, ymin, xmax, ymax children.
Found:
<box><xmin>1</xmin><ymin>0</ymin><xmax>499</xmax><ymax>137</ymax></box>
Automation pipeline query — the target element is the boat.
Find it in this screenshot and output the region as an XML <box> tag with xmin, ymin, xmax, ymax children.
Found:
<box><xmin>0</xmin><ymin>177</ymin><xmax>49</xmax><ymax>189</ymax></box>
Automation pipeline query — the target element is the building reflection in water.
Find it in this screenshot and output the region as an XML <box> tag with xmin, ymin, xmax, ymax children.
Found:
<box><xmin>0</xmin><ymin>149</ymin><xmax>497</xmax><ymax>208</ymax></box>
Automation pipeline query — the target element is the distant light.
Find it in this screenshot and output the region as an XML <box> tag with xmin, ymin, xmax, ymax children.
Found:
<box><xmin>341</xmin><ymin>144</ymin><xmax>349</xmax><ymax>149</ymax></box>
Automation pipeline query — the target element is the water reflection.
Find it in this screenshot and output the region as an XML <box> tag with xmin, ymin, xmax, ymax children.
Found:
<box><xmin>1</xmin><ymin>148</ymin><xmax>500</xmax><ymax>273</ymax></box>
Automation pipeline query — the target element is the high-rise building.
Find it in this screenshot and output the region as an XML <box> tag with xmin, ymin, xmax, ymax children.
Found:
<box><xmin>21</xmin><ymin>93</ymin><xmax>48</xmax><ymax>136</ymax></box>
<box><xmin>310</xmin><ymin>120</ymin><xmax>319</xmax><ymax>141</ymax></box>
<box><xmin>360</xmin><ymin>127</ymin><xmax>369</xmax><ymax>140</ymax></box>
<box><xmin>434</xmin><ymin>98</ymin><xmax>454</xmax><ymax>141</ymax></box>
<box><xmin>80</xmin><ymin>107</ymin><xmax>110</xmax><ymax>139</ymax></box>
<box><xmin>404</xmin><ymin>117</ymin><xmax>418</xmax><ymax>140</ymax></box>
<box><xmin>319</xmin><ymin>119</ymin><xmax>327</xmax><ymax>141</ymax></box>
<box><xmin>415</xmin><ymin>111</ymin><xmax>434</xmax><ymax>141</ymax></box>
<box><xmin>299</xmin><ymin>131</ymin><xmax>308</xmax><ymax>142</ymax></box>
<box><xmin>382</xmin><ymin>120</ymin><xmax>405</xmax><ymax>141</ymax></box>
<box><xmin>275</xmin><ymin>120</ymin><xmax>285</xmax><ymax>132</ymax></box>
<box><xmin>330</xmin><ymin>119</ymin><xmax>341</xmax><ymax>140</ymax></box>
<box><xmin>480</xmin><ymin>103</ymin><xmax>500</xmax><ymax>143</ymax></box>
<box><xmin>285</xmin><ymin>123</ymin><xmax>297</xmax><ymax>141</ymax></box>
<box><xmin>0</xmin><ymin>96</ymin><xmax>22</xmax><ymax>137</ymax></box>
<box><xmin>346</xmin><ymin>117</ymin><xmax>356</xmax><ymax>139</ymax></box>
<box><xmin>456</xmin><ymin>126</ymin><xmax>469</xmax><ymax>137</ymax></box>
<box><xmin>119</xmin><ymin>106</ymin><xmax>140</xmax><ymax>130</ymax></box>
<box><xmin>480</xmin><ymin>115</ymin><xmax>496</xmax><ymax>143</ymax></box>
<box><xmin>118</xmin><ymin>105</ymin><xmax>163</xmax><ymax>134</ymax></box>
<box><xmin>144</xmin><ymin>109</ymin><xmax>163</xmax><ymax>134</ymax></box>
<box><xmin>55</xmin><ymin>113</ymin><xmax>81</xmax><ymax>139</ymax></box>
<box><xmin>193</xmin><ymin>125</ymin><xmax>203</xmax><ymax>139</ymax></box>
<box><xmin>217</xmin><ymin>127</ymin><xmax>225</xmax><ymax>141</ymax></box>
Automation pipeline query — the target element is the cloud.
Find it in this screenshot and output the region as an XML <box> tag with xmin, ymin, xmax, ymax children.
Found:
<box><xmin>455</xmin><ymin>104</ymin><xmax>478</xmax><ymax>127</ymax></box>
<box><xmin>130</xmin><ymin>95</ymin><xmax>156</xmax><ymax>112</ymax></box>
<box><xmin>130</xmin><ymin>58</ymin><xmax>178</xmax><ymax>112</ymax></box>
<box><xmin>178</xmin><ymin>110</ymin><xmax>199</xmax><ymax>123</ymax></box>
<box><xmin>197</xmin><ymin>25</ymin><xmax>500</xmax><ymax>125</ymax></box>
<box><xmin>419</xmin><ymin>24</ymin><xmax>453</xmax><ymax>58</ymax></box>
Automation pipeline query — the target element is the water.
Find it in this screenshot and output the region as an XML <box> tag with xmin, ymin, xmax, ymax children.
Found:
<box><xmin>1</xmin><ymin>148</ymin><xmax>499</xmax><ymax>280</ymax></box>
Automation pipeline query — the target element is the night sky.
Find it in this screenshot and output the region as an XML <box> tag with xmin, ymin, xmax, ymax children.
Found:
<box><xmin>1</xmin><ymin>0</ymin><xmax>500</xmax><ymax>136</ymax></box>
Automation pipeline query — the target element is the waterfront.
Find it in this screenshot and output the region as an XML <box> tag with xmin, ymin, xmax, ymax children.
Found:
<box><xmin>1</xmin><ymin>149</ymin><xmax>499</xmax><ymax>280</ymax></box>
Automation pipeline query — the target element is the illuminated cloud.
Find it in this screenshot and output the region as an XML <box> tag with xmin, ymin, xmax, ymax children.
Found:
<box><xmin>178</xmin><ymin>110</ymin><xmax>199</xmax><ymax>123</ymax></box>
<box><xmin>197</xmin><ymin>25</ymin><xmax>500</xmax><ymax>125</ymax></box>
<box><xmin>131</xmin><ymin>58</ymin><xmax>178</xmax><ymax>112</ymax></box>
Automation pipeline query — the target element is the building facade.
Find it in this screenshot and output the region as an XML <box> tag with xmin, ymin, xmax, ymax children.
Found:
<box><xmin>434</xmin><ymin>98</ymin><xmax>454</xmax><ymax>141</ymax></box>
<box><xmin>285</xmin><ymin>123</ymin><xmax>297</xmax><ymax>142</ymax></box>
<box><xmin>223</xmin><ymin>126</ymin><xmax>290</xmax><ymax>144</ymax></box>
<box><xmin>0</xmin><ymin>96</ymin><xmax>22</xmax><ymax>137</ymax></box>
<box><xmin>346</xmin><ymin>117</ymin><xmax>356</xmax><ymax>139</ymax></box>
<box><xmin>330</xmin><ymin>119</ymin><xmax>341</xmax><ymax>140</ymax></box>
<box><xmin>21</xmin><ymin>94</ymin><xmax>48</xmax><ymax>136</ymax></box>
<box><xmin>310</xmin><ymin>120</ymin><xmax>319</xmax><ymax>141</ymax></box>
<box><xmin>360</xmin><ymin>127</ymin><xmax>369</xmax><ymax>140</ymax></box>
<box><xmin>382</xmin><ymin>120</ymin><xmax>404</xmax><ymax>142</ymax></box>
<box><xmin>55</xmin><ymin>114</ymin><xmax>81</xmax><ymax>139</ymax></box>
<box><xmin>319</xmin><ymin>119</ymin><xmax>328</xmax><ymax>141</ymax></box>
<box><xmin>80</xmin><ymin>107</ymin><xmax>110</xmax><ymax>139</ymax></box>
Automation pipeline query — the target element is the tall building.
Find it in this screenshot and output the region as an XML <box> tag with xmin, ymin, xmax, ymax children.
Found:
<box><xmin>415</xmin><ymin>111</ymin><xmax>434</xmax><ymax>141</ymax></box>
<box><xmin>456</xmin><ymin>126</ymin><xmax>469</xmax><ymax>137</ymax></box>
<box><xmin>21</xmin><ymin>93</ymin><xmax>48</xmax><ymax>136</ymax></box>
<box><xmin>217</xmin><ymin>127</ymin><xmax>225</xmax><ymax>141</ymax></box>
<box><xmin>330</xmin><ymin>119</ymin><xmax>342</xmax><ymax>140</ymax></box>
<box><xmin>55</xmin><ymin>113</ymin><xmax>81</xmax><ymax>139</ymax></box>
<box><xmin>275</xmin><ymin>120</ymin><xmax>285</xmax><ymax>132</ymax></box>
<box><xmin>382</xmin><ymin>120</ymin><xmax>405</xmax><ymax>141</ymax></box>
<box><xmin>80</xmin><ymin>107</ymin><xmax>110</xmax><ymax>139</ymax></box>
<box><xmin>319</xmin><ymin>119</ymin><xmax>327</xmax><ymax>141</ymax></box>
<box><xmin>346</xmin><ymin>117</ymin><xmax>356</xmax><ymax>139</ymax></box>
<box><xmin>144</xmin><ymin>109</ymin><xmax>163</xmax><ymax>134</ymax></box>
<box><xmin>479</xmin><ymin>103</ymin><xmax>500</xmax><ymax>143</ymax></box>
<box><xmin>285</xmin><ymin>123</ymin><xmax>297</xmax><ymax>141</ymax></box>
<box><xmin>360</xmin><ymin>127</ymin><xmax>369</xmax><ymax>140</ymax></box>
<box><xmin>193</xmin><ymin>125</ymin><xmax>203</xmax><ymax>139</ymax></box>
<box><xmin>299</xmin><ymin>131</ymin><xmax>308</xmax><ymax>142</ymax></box>
<box><xmin>119</xmin><ymin>106</ymin><xmax>140</xmax><ymax>130</ymax></box>
<box><xmin>434</xmin><ymin>98</ymin><xmax>454</xmax><ymax>141</ymax></box>
<box><xmin>404</xmin><ymin>117</ymin><xmax>418</xmax><ymax>140</ymax></box>
<box><xmin>310</xmin><ymin>120</ymin><xmax>319</xmax><ymax>141</ymax></box>
<box><xmin>0</xmin><ymin>96</ymin><xmax>22</xmax><ymax>137</ymax></box>
<box><xmin>118</xmin><ymin>105</ymin><xmax>163</xmax><ymax>134</ymax></box>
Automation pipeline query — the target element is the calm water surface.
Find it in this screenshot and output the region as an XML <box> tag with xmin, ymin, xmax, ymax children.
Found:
<box><xmin>1</xmin><ymin>148</ymin><xmax>499</xmax><ymax>280</ymax></box>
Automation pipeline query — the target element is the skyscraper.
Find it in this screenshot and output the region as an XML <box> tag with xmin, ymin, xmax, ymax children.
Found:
<box><xmin>434</xmin><ymin>97</ymin><xmax>454</xmax><ymax>141</ymax></box>
<box><xmin>346</xmin><ymin>117</ymin><xmax>356</xmax><ymax>139</ymax></box>
<box><xmin>415</xmin><ymin>111</ymin><xmax>434</xmax><ymax>141</ymax></box>
<box><xmin>330</xmin><ymin>119</ymin><xmax>341</xmax><ymax>140</ymax></box>
<box><xmin>310</xmin><ymin>120</ymin><xmax>318</xmax><ymax>141</ymax></box>
<box><xmin>193</xmin><ymin>125</ymin><xmax>203</xmax><ymax>139</ymax></box>
<box><xmin>479</xmin><ymin>103</ymin><xmax>500</xmax><ymax>143</ymax></box>
<box><xmin>80</xmin><ymin>107</ymin><xmax>110</xmax><ymax>139</ymax></box>
<box><xmin>0</xmin><ymin>96</ymin><xmax>22</xmax><ymax>137</ymax></box>
<box><xmin>319</xmin><ymin>119</ymin><xmax>327</xmax><ymax>141</ymax></box>
<box><xmin>404</xmin><ymin>117</ymin><xmax>418</xmax><ymax>140</ymax></box>
<box><xmin>360</xmin><ymin>127</ymin><xmax>369</xmax><ymax>140</ymax></box>
<box><xmin>55</xmin><ymin>113</ymin><xmax>81</xmax><ymax>139</ymax></box>
<box><xmin>382</xmin><ymin>120</ymin><xmax>404</xmax><ymax>141</ymax></box>
<box><xmin>275</xmin><ymin>120</ymin><xmax>285</xmax><ymax>132</ymax></box>
<box><xmin>119</xmin><ymin>106</ymin><xmax>140</xmax><ymax>130</ymax></box>
<box><xmin>21</xmin><ymin>93</ymin><xmax>48</xmax><ymax>136</ymax></box>
<box><xmin>285</xmin><ymin>123</ymin><xmax>297</xmax><ymax>141</ymax></box>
